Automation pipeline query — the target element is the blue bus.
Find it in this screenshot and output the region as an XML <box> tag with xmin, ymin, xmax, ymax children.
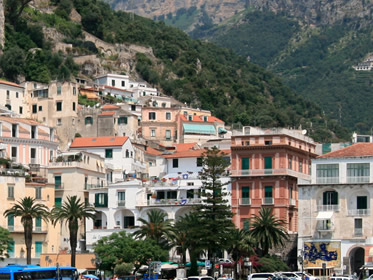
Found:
<box><xmin>0</xmin><ymin>265</ymin><xmax>78</xmax><ymax>280</ymax></box>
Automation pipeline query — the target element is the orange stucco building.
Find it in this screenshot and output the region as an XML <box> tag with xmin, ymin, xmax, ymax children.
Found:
<box><xmin>230</xmin><ymin>127</ymin><xmax>317</xmax><ymax>233</ymax></box>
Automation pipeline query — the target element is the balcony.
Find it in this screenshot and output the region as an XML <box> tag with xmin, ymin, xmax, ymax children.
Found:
<box><xmin>231</xmin><ymin>168</ymin><xmax>311</xmax><ymax>180</ymax></box>
<box><xmin>317</xmin><ymin>223</ymin><xmax>334</xmax><ymax>232</ymax></box>
<box><xmin>317</xmin><ymin>204</ymin><xmax>340</xmax><ymax>211</ymax></box>
<box><xmin>148</xmin><ymin>198</ymin><xmax>202</xmax><ymax>206</ymax></box>
<box><xmin>85</xmin><ymin>184</ymin><xmax>106</xmax><ymax>190</ymax></box>
<box><xmin>55</xmin><ymin>183</ymin><xmax>64</xmax><ymax>190</ymax></box>
<box><xmin>0</xmin><ymin>169</ymin><xmax>25</xmax><ymax>177</ymax></box>
<box><xmin>347</xmin><ymin>176</ymin><xmax>370</xmax><ymax>184</ymax></box>
<box><xmin>239</xmin><ymin>198</ymin><xmax>251</xmax><ymax>205</ymax></box>
<box><xmin>348</xmin><ymin>209</ymin><xmax>370</xmax><ymax>216</ymax></box>
<box><xmin>316</xmin><ymin>177</ymin><xmax>339</xmax><ymax>184</ymax></box>
<box><xmin>289</xmin><ymin>198</ymin><xmax>296</xmax><ymax>206</ymax></box>
<box><xmin>354</xmin><ymin>228</ymin><xmax>363</xmax><ymax>236</ymax></box>
<box><xmin>262</xmin><ymin>197</ymin><xmax>274</xmax><ymax>205</ymax></box>
<box><xmin>118</xmin><ymin>200</ymin><xmax>126</xmax><ymax>207</ymax></box>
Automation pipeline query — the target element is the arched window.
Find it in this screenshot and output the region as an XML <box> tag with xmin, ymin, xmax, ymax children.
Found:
<box><xmin>323</xmin><ymin>191</ymin><xmax>338</xmax><ymax>205</ymax></box>
<box><xmin>85</xmin><ymin>117</ymin><xmax>93</xmax><ymax>125</ymax></box>
<box><xmin>125</xmin><ymin>149</ymin><xmax>129</xmax><ymax>158</ymax></box>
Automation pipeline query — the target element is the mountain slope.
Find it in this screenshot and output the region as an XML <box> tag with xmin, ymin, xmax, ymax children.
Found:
<box><xmin>0</xmin><ymin>0</ymin><xmax>349</xmax><ymax>141</ymax></box>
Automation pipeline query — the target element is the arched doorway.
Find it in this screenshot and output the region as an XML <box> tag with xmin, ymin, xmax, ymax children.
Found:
<box><xmin>350</xmin><ymin>247</ymin><xmax>365</xmax><ymax>274</ymax></box>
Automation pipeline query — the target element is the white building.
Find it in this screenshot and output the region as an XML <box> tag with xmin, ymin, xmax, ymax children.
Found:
<box><xmin>69</xmin><ymin>136</ymin><xmax>145</xmax><ymax>182</ymax></box>
<box><xmin>298</xmin><ymin>143</ymin><xmax>373</xmax><ymax>277</ymax></box>
<box><xmin>0</xmin><ymin>81</ymin><xmax>25</xmax><ymax>115</ymax></box>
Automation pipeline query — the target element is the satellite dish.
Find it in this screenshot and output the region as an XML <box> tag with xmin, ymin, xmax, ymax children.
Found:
<box><xmin>302</xmin><ymin>129</ymin><xmax>307</xmax><ymax>135</ymax></box>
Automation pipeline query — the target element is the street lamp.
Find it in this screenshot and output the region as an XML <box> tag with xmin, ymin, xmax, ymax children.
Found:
<box><xmin>298</xmin><ymin>249</ymin><xmax>304</xmax><ymax>280</ymax></box>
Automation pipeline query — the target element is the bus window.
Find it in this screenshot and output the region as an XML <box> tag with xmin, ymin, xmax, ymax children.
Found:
<box><xmin>0</xmin><ymin>273</ymin><xmax>11</xmax><ymax>280</ymax></box>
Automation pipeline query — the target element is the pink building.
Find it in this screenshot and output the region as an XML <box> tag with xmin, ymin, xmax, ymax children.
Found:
<box><xmin>230</xmin><ymin>127</ymin><xmax>317</xmax><ymax>233</ymax></box>
<box><xmin>0</xmin><ymin>116</ymin><xmax>58</xmax><ymax>166</ymax></box>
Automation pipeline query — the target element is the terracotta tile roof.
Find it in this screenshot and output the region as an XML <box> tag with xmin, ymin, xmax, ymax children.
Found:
<box><xmin>102</xmin><ymin>104</ymin><xmax>120</xmax><ymax>110</ymax></box>
<box><xmin>0</xmin><ymin>80</ymin><xmax>23</xmax><ymax>88</ymax></box>
<box><xmin>70</xmin><ymin>136</ymin><xmax>129</xmax><ymax>148</ymax></box>
<box><xmin>99</xmin><ymin>111</ymin><xmax>115</xmax><ymax>116</ymax></box>
<box><xmin>145</xmin><ymin>147</ymin><xmax>163</xmax><ymax>156</ymax></box>
<box><xmin>0</xmin><ymin>116</ymin><xmax>41</xmax><ymax>126</ymax></box>
<box><xmin>19</xmin><ymin>126</ymin><xmax>29</xmax><ymax>134</ymax></box>
<box><xmin>104</xmin><ymin>85</ymin><xmax>133</xmax><ymax>92</ymax></box>
<box><xmin>318</xmin><ymin>143</ymin><xmax>373</xmax><ymax>158</ymax></box>
<box><xmin>163</xmin><ymin>148</ymin><xmax>230</xmax><ymax>159</ymax></box>
<box><xmin>180</xmin><ymin>114</ymin><xmax>224</xmax><ymax>123</ymax></box>
<box><xmin>173</xmin><ymin>143</ymin><xmax>198</xmax><ymax>152</ymax></box>
<box><xmin>38</xmin><ymin>128</ymin><xmax>49</xmax><ymax>136</ymax></box>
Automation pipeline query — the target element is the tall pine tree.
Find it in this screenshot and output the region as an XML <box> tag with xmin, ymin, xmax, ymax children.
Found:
<box><xmin>195</xmin><ymin>147</ymin><xmax>234</xmax><ymax>273</ymax></box>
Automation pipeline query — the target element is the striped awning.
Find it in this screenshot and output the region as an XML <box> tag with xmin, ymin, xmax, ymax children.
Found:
<box><xmin>183</xmin><ymin>123</ymin><xmax>216</xmax><ymax>135</ymax></box>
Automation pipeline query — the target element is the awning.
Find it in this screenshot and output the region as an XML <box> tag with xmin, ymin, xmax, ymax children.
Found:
<box><xmin>316</xmin><ymin>211</ymin><xmax>333</xmax><ymax>220</ymax></box>
<box><xmin>183</xmin><ymin>123</ymin><xmax>216</xmax><ymax>135</ymax></box>
<box><xmin>152</xmin><ymin>185</ymin><xmax>179</xmax><ymax>191</ymax></box>
<box><xmin>218</xmin><ymin>127</ymin><xmax>227</xmax><ymax>134</ymax></box>
<box><xmin>77</xmin><ymin>269</ymin><xmax>87</xmax><ymax>274</ymax></box>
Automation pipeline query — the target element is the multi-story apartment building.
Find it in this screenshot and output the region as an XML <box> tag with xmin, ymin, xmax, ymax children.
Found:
<box><xmin>47</xmin><ymin>151</ymin><xmax>108</xmax><ymax>251</ymax></box>
<box><xmin>0</xmin><ymin>81</ymin><xmax>25</xmax><ymax>115</ymax></box>
<box><xmin>230</xmin><ymin>127</ymin><xmax>317</xmax><ymax>232</ymax></box>
<box><xmin>0</xmin><ymin>174</ymin><xmax>59</xmax><ymax>265</ymax></box>
<box><xmin>0</xmin><ymin>116</ymin><xmax>58</xmax><ymax>168</ymax></box>
<box><xmin>69</xmin><ymin>136</ymin><xmax>145</xmax><ymax>182</ymax></box>
<box><xmin>24</xmin><ymin>81</ymin><xmax>79</xmax><ymax>150</ymax></box>
<box><xmin>298</xmin><ymin>143</ymin><xmax>373</xmax><ymax>277</ymax></box>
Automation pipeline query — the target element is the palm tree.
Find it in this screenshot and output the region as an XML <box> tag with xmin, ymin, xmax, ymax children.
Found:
<box><xmin>51</xmin><ymin>195</ymin><xmax>95</xmax><ymax>267</ymax></box>
<box><xmin>250</xmin><ymin>207</ymin><xmax>289</xmax><ymax>256</ymax></box>
<box><xmin>227</xmin><ymin>228</ymin><xmax>256</xmax><ymax>280</ymax></box>
<box><xmin>133</xmin><ymin>209</ymin><xmax>173</xmax><ymax>248</ymax></box>
<box><xmin>4</xmin><ymin>197</ymin><xmax>49</xmax><ymax>264</ymax></box>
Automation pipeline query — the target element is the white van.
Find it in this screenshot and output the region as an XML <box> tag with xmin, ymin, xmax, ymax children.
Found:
<box><xmin>248</xmin><ymin>273</ymin><xmax>276</xmax><ymax>280</ymax></box>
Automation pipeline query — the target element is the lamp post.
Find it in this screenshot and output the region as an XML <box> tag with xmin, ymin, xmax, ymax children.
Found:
<box><xmin>298</xmin><ymin>249</ymin><xmax>305</xmax><ymax>280</ymax></box>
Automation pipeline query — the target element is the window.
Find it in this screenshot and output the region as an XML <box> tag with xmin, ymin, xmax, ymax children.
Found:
<box><xmin>35</xmin><ymin>187</ymin><xmax>42</xmax><ymax>199</ymax></box>
<box><xmin>288</xmin><ymin>158</ymin><xmax>292</xmax><ymax>169</ymax></box>
<box><xmin>242</xmin><ymin>187</ymin><xmax>250</xmax><ymax>198</ymax></box>
<box><xmin>6</xmin><ymin>90</ymin><xmax>9</xmax><ymax>99</ymax></box>
<box><xmin>299</xmin><ymin>161</ymin><xmax>303</xmax><ymax>173</ymax></box>
<box><xmin>38</xmin><ymin>106</ymin><xmax>42</xmax><ymax>112</ymax></box>
<box><xmin>8</xmin><ymin>241</ymin><xmax>14</xmax><ymax>258</ymax></box>
<box><xmin>203</xmin><ymin>116</ymin><xmax>208</xmax><ymax>122</ymax></box>
<box><xmin>264</xmin><ymin>156</ymin><xmax>272</xmax><ymax>174</ymax></box>
<box><xmin>347</xmin><ymin>163</ymin><xmax>370</xmax><ymax>183</ymax></box>
<box><xmin>118</xmin><ymin>116</ymin><xmax>128</xmax><ymax>124</ymax></box>
<box><xmin>289</xmin><ymin>186</ymin><xmax>293</xmax><ymax>199</ymax></box>
<box><xmin>16</xmin><ymin>92</ymin><xmax>18</xmax><ymax>98</ymax></box>
<box><xmin>243</xmin><ymin>219</ymin><xmax>250</xmax><ymax>231</ymax></box>
<box><xmin>95</xmin><ymin>193</ymin><xmax>108</xmax><ymax>207</ymax></box>
<box><xmin>265</xmin><ymin>140</ymin><xmax>272</xmax><ymax>145</ymax></box>
<box><xmin>118</xmin><ymin>191</ymin><xmax>125</xmax><ymax>201</ymax></box>
<box><xmin>73</xmin><ymin>87</ymin><xmax>76</xmax><ymax>95</ymax></box>
<box><xmin>31</xmin><ymin>148</ymin><xmax>36</xmax><ymax>162</ymax></box>
<box><xmin>35</xmin><ymin>241</ymin><xmax>42</xmax><ymax>257</ymax></box>
<box><xmin>56</xmin><ymin>101</ymin><xmax>62</xmax><ymax>111</ymax></box>
<box><xmin>55</xmin><ymin>176</ymin><xmax>62</xmax><ymax>189</ymax></box>
<box><xmin>72</xmin><ymin>102</ymin><xmax>76</xmax><ymax>111</ymax></box>
<box><xmin>105</xmin><ymin>149</ymin><xmax>113</xmax><ymax>158</ymax></box>
<box><xmin>265</xmin><ymin>186</ymin><xmax>273</xmax><ymax>198</ymax></box>
<box><xmin>112</xmin><ymin>80</ymin><xmax>115</xmax><ymax>86</ymax></box>
<box><xmin>151</xmin><ymin>129</ymin><xmax>156</xmax><ymax>137</ymax></box>
<box><xmin>55</xmin><ymin>197</ymin><xmax>62</xmax><ymax>208</ymax></box>
<box><xmin>131</xmin><ymin>105</ymin><xmax>136</xmax><ymax>111</ymax></box>
<box><xmin>35</xmin><ymin>216</ymin><xmax>42</xmax><ymax>231</ymax></box>
<box><xmin>8</xmin><ymin>185</ymin><xmax>14</xmax><ymax>199</ymax></box>
<box><xmin>19</xmin><ymin>106</ymin><xmax>23</xmax><ymax>114</ymax></box>
<box><xmin>167</xmin><ymin>191</ymin><xmax>177</xmax><ymax>199</ymax></box>
<box><xmin>173</xmin><ymin>158</ymin><xmax>179</xmax><ymax>168</ymax></box>
<box><xmin>85</xmin><ymin>117</ymin><xmax>93</xmax><ymax>125</ymax></box>
<box><xmin>149</xmin><ymin>112</ymin><xmax>156</xmax><ymax>120</ymax></box>
<box><xmin>7</xmin><ymin>214</ymin><xmax>14</xmax><ymax>231</ymax></box>
<box><xmin>166</xmin><ymin>112</ymin><xmax>171</xmax><ymax>120</ymax></box>
<box><xmin>121</xmin><ymin>81</ymin><xmax>125</xmax><ymax>87</ymax></box>
<box><xmin>357</xmin><ymin>196</ymin><xmax>368</xmax><ymax>210</ymax></box>
<box><xmin>316</xmin><ymin>164</ymin><xmax>339</xmax><ymax>184</ymax></box>
<box><xmin>57</xmin><ymin>119</ymin><xmax>62</xmax><ymax>126</ymax></box>
<box><xmin>187</xmin><ymin>189</ymin><xmax>194</xmax><ymax>198</ymax></box>
<box><xmin>11</xmin><ymin>147</ymin><xmax>17</xmax><ymax>161</ymax></box>
<box><xmin>57</xmin><ymin>86</ymin><xmax>61</xmax><ymax>95</ymax></box>
<box><xmin>197</xmin><ymin>157</ymin><xmax>203</xmax><ymax>167</ymax></box>
<box><xmin>241</xmin><ymin>157</ymin><xmax>249</xmax><ymax>170</ymax></box>
<box><xmin>125</xmin><ymin>149</ymin><xmax>129</xmax><ymax>158</ymax></box>
<box><xmin>165</xmin><ymin>130</ymin><xmax>171</xmax><ymax>140</ymax></box>
<box><xmin>32</xmin><ymin>104</ymin><xmax>37</xmax><ymax>114</ymax></box>
<box><xmin>124</xmin><ymin>216</ymin><xmax>134</xmax><ymax>228</ymax></box>
<box><xmin>355</xmin><ymin>218</ymin><xmax>363</xmax><ymax>236</ymax></box>
<box><xmin>188</xmin><ymin>115</ymin><xmax>193</xmax><ymax>121</ymax></box>
<box><xmin>157</xmin><ymin>191</ymin><xmax>165</xmax><ymax>199</ymax></box>
<box><xmin>323</xmin><ymin>191</ymin><xmax>338</xmax><ymax>205</ymax></box>
<box><xmin>162</xmin><ymin>103</ymin><xmax>166</xmax><ymax>108</ymax></box>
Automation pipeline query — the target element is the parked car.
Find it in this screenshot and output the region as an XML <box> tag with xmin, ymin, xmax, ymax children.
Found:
<box><xmin>219</xmin><ymin>259</ymin><xmax>234</xmax><ymax>264</ymax></box>
<box><xmin>294</xmin><ymin>272</ymin><xmax>320</xmax><ymax>280</ymax></box>
<box><xmin>188</xmin><ymin>276</ymin><xmax>214</xmax><ymax>280</ymax></box>
<box><xmin>248</xmin><ymin>273</ymin><xmax>276</xmax><ymax>280</ymax></box>
<box><xmin>279</xmin><ymin>272</ymin><xmax>302</xmax><ymax>280</ymax></box>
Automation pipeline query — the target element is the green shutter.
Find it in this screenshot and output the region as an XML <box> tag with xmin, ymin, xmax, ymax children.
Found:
<box><xmin>242</xmin><ymin>187</ymin><xmax>250</xmax><ymax>198</ymax></box>
<box><xmin>8</xmin><ymin>215</ymin><xmax>14</xmax><ymax>226</ymax></box>
<box><xmin>264</xmin><ymin>157</ymin><xmax>272</xmax><ymax>169</ymax></box>
<box><xmin>243</xmin><ymin>220</ymin><xmax>250</xmax><ymax>231</ymax></box>
<box><xmin>95</xmin><ymin>193</ymin><xmax>99</xmax><ymax>206</ymax></box>
<box><xmin>357</xmin><ymin>196</ymin><xmax>367</xmax><ymax>209</ymax></box>
<box><xmin>55</xmin><ymin>197</ymin><xmax>62</xmax><ymax>208</ymax></box>
<box><xmin>242</xmin><ymin>158</ymin><xmax>249</xmax><ymax>170</ymax></box>
<box><xmin>36</xmin><ymin>217</ymin><xmax>42</xmax><ymax>227</ymax></box>
<box><xmin>35</xmin><ymin>241</ymin><xmax>42</xmax><ymax>258</ymax></box>
<box><xmin>55</xmin><ymin>176</ymin><xmax>61</xmax><ymax>189</ymax></box>
<box><xmin>265</xmin><ymin>186</ymin><xmax>273</xmax><ymax>198</ymax></box>
<box><xmin>8</xmin><ymin>241</ymin><xmax>14</xmax><ymax>258</ymax></box>
<box><xmin>104</xmin><ymin>193</ymin><xmax>108</xmax><ymax>207</ymax></box>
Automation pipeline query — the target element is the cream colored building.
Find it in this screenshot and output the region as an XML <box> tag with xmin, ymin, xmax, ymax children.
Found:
<box><xmin>47</xmin><ymin>151</ymin><xmax>108</xmax><ymax>252</ymax></box>
<box><xmin>0</xmin><ymin>175</ymin><xmax>59</xmax><ymax>265</ymax></box>
<box><xmin>24</xmin><ymin>81</ymin><xmax>79</xmax><ymax>150</ymax></box>
<box><xmin>0</xmin><ymin>80</ymin><xmax>25</xmax><ymax>115</ymax></box>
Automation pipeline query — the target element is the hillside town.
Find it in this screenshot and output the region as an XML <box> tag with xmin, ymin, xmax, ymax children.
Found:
<box><xmin>0</xmin><ymin>73</ymin><xmax>372</xmax><ymax>280</ymax></box>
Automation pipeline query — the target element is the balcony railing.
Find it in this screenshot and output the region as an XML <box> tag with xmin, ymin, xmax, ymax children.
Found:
<box><xmin>240</xmin><ymin>198</ymin><xmax>251</xmax><ymax>205</ymax></box>
<box><xmin>55</xmin><ymin>183</ymin><xmax>64</xmax><ymax>190</ymax></box>
<box><xmin>148</xmin><ymin>198</ymin><xmax>202</xmax><ymax>206</ymax></box>
<box><xmin>317</xmin><ymin>223</ymin><xmax>334</xmax><ymax>232</ymax></box>
<box><xmin>35</xmin><ymin>226</ymin><xmax>42</xmax><ymax>232</ymax></box>
<box><xmin>0</xmin><ymin>169</ymin><xmax>25</xmax><ymax>176</ymax></box>
<box><xmin>347</xmin><ymin>176</ymin><xmax>370</xmax><ymax>183</ymax></box>
<box><xmin>262</xmin><ymin>197</ymin><xmax>274</xmax><ymax>205</ymax></box>
<box><xmin>317</xmin><ymin>204</ymin><xmax>340</xmax><ymax>212</ymax></box>
<box><xmin>8</xmin><ymin>226</ymin><xmax>14</xmax><ymax>231</ymax></box>
<box><xmin>231</xmin><ymin>168</ymin><xmax>310</xmax><ymax>180</ymax></box>
<box><xmin>348</xmin><ymin>209</ymin><xmax>370</xmax><ymax>216</ymax></box>
<box><xmin>354</xmin><ymin>228</ymin><xmax>363</xmax><ymax>236</ymax></box>
<box><xmin>85</xmin><ymin>184</ymin><xmax>106</xmax><ymax>190</ymax></box>
<box><xmin>316</xmin><ymin>177</ymin><xmax>339</xmax><ymax>184</ymax></box>
<box><xmin>118</xmin><ymin>200</ymin><xmax>126</xmax><ymax>207</ymax></box>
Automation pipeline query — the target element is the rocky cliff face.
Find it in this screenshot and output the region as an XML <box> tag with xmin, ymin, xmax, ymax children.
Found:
<box><xmin>110</xmin><ymin>0</ymin><xmax>373</xmax><ymax>26</ymax></box>
<box><xmin>0</xmin><ymin>0</ymin><xmax>4</xmax><ymax>51</ymax></box>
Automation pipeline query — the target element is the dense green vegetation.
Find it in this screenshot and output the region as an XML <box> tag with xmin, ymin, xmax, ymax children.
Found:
<box><xmin>0</xmin><ymin>0</ymin><xmax>350</xmax><ymax>141</ymax></box>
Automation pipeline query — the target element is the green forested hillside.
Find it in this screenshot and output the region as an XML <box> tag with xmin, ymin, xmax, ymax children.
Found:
<box><xmin>0</xmin><ymin>0</ymin><xmax>349</xmax><ymax>141</ymax></box>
